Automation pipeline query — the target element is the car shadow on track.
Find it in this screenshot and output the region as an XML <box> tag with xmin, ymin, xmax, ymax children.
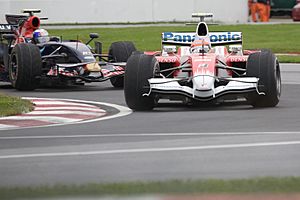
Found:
<box><xmin>0</xmin><ymin>83</ymin><xmax>122</xmax><ymax>93</ymax></box>
<box><xmin>149</xmin><ymin>101</ymin><xmax>270</xmax><ymax>112</ymax></box>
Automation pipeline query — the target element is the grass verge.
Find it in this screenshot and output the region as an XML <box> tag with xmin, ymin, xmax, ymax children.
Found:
<box><xmin>48</xmin><ymin>24</ymin><xmax>300</xmax><ymax>58</ymax></box>
<box><xmin>1</xmin><ymin>177</ymin><xmax>300</xmax><ymax>200</ymax></box>
<box><xmin>277</xmin><ymin>55</ymin><xmax>300</xmax><ymax>63</ymax></box>
<box><xmin>0</xmin><ymin>93</ymin><xmax>33</xmax><ymax>117</ymax></box>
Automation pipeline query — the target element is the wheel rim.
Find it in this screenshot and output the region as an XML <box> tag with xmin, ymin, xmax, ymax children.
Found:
<box><xmin>153</xmin><ymin>60</ymin><xmax>160</xmax><ymax>77</ymax></box>
<box><xmin>10</xmin><ymin>53</ymin><xmax>18</xmax><ymax>82</ymax></box>
<box><xmin>276</xmin><ymin>61</ymin><xmax>281</xmax><ymax>98</ymax></box>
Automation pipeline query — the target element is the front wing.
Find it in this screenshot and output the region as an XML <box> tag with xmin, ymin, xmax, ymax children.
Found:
<box><xmin>144</xmin><ymin>77</ymin><xmax>260</xmax><ymax>101</ymax></box>
<box><xmin>46</xmin><ymin>62</ymin><xmax>125</xmax><ymax>82</ymax></box>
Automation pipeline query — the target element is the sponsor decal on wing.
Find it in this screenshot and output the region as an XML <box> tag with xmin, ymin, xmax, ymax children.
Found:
<box><xmin>162</xmin><ymin>32</ymin><xmax>242</xmax><ymax>45</ymax></box>
<box><xmin>0</xmin><ymin>24</ymin><xmax>12</xmax><ymax>33</ymax></box>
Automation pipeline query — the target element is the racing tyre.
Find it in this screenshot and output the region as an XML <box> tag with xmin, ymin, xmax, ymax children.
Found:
<box><xmin>9</xmin><ymin>43</ymin><xmax>42</xmax><ymax>91</ymax></box>
<box><xmin>124</xmin><ymin>53</ymin><xmax>158</xmax><ymax>111</ymax></box>
<box><xmin>108</xmin><ymin>41</ymin><xmax>136</xmax><ymax>88</ymax></box>
<box><xmin>246</xmin><ymin>49</ymin><xmax>281</xmax><ymax>107</ymax></box>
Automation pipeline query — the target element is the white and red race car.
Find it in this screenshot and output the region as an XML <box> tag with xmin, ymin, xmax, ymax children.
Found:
<box><xmin>124</xmin><ymin>13</ymin><xmax>281</xmax><ymax>111</ymax></box>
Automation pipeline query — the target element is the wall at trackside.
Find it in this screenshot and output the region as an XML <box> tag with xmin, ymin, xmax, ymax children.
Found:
<box><xmin>0</xmin><ymin>0</ymin><xmax>248</xmax><ymax>24</ymax></box>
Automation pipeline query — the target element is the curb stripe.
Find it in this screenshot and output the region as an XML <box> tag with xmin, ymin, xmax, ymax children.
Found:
<box><xmin>1</xmin><ymin>116</ymin><xmax>80</xmax><ymax>123</ymax></box>
<box><xmin>27</xmin><ymin>110</ymin><xmax>106</xmax><ymax>115</ymax></box>
<box><xmin>0</xmin><ymin>120</ymin><xmax>56</xmax><ymax>127</ymax></box>
<box><xmin>34</xmin><ymin>107</ymin><xmax>106</xmax><ymax>111</ymax></box>
<box><xmin>22</xmin><ymin>114</ymin><xmax>106</xmax><ymax>120</ymax></box>
<box><xmin>0</xmin><ymin>97</ymin><xmax>132</xmax><ymax>131</ymax></box>
<box><xmin>32</xmin><ymin>101</ymin><xmax>98</xmax><ymax>107</ymax></box>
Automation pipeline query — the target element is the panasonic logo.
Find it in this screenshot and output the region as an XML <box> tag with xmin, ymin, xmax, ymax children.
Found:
<box><xmin>210</xmin><ymin>32</ymin><xmax>242</xmax><ymax>42</ymax></box>
<box><xmin>163</xmin><ymin>32</ymin><xmax>195</xmax><ymax>43</ymax></box>
<box><xmin>163</xmin><ymin>32</ymin><xmax>194</xmax><ymax>43</ymax></box>
<box><xmin>162</xmin><ymin>32</ymin><xmax>242</xmax><ymax>44</ymax></box>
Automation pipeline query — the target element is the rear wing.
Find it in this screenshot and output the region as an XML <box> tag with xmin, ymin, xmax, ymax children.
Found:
<box><xmin>162</xmin><ymin>32</ymin><xmax>242</xmax><ymax>46</ymax></box>
<box><xmin>0</xmin><ymin>24</ymin><xmax>13</xmax><ymax>34</ymax></box>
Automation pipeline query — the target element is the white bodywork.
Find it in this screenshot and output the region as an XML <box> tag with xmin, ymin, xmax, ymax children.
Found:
<box><xmin>144</xmin><ymin>16</ymin><xmax>260</xmax><ymax>102</ymax></box>
<box><xmin>145</xmin><ymin>77</ymin><xmax>259</xmax><ymax>101</ymax></box>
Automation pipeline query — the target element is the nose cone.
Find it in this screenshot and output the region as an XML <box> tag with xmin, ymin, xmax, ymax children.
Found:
<box><xmin>193</xmin><ymin>75</ymin><xmax>215</xmax><ymax>91</ymax></box>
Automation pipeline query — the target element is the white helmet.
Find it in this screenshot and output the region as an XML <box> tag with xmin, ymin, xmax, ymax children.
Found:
<box><xmin>190</xmin><ymin>39</ymin><xmax>210</xmax><ymax>54</ymax></box>
<box><xmin>33</xmin><ymin>29</ymin><xmax>50</xmax><ymax>44</ymax></box>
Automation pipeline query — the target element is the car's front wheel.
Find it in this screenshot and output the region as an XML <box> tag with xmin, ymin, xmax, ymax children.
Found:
<box><xmin>246</xmin><ymin>49</ymin><xmax>281</xmax><ymax>107</ymax></box>
<box><xmin>124</xmin><ymin>53</ymin><xmax>158</xmax><ymax>111</ymax></box>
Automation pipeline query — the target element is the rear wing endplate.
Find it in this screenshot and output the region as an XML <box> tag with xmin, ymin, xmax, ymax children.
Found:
<box><xmin>162</xmin><ymin>32</ymin><xmax>242</xmax><ymax>46</ymax></box>
<box><xmin>0</xmin><ymin>24</ymin><xmax>13</xmax><ymax>34</ymax></box>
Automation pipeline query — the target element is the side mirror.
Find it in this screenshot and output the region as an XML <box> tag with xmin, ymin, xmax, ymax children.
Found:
<box><xmin>86</xmin><ymin>33</ymin><xmax>99</xmax><ymax>45</ymax></box>
<box><xmin>89</xmin><ymin>33</ymin><xmax>99</xmax><ymax>39</ymax></box>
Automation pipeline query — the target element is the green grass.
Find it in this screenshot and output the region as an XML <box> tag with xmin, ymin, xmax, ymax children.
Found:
<box><xmin>0</xmin><ymin>93</ymin><xmax>33</xmax><ymax>117</ymax></box>
<box><xmin>48</xmin><ymin>24</ymin><xmax>300</xmax><ymax>55</ymax></box>
<box><xmin>277</xmin><ymin>55</ymin><xmax>300</xmax><ymax>63</ymax></box>
<box><xmin>1</xmin><ymin>177</ymin><xmax>300</xmax><ymax>199</ymax></box>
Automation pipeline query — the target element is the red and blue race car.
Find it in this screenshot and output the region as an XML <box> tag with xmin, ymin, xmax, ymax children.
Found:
<box><xmin>0</xmin><ymin>9</ymin><xmax>135</xmax><ymax>90</ymax></box>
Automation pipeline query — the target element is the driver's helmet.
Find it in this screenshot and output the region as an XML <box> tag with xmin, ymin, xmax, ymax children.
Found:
<box><xmin>190</xmin><ymin>39</ymin><xmax>211</xmax><ymax>53</ymax></box>
<box><xmin>33</xmin><ymin>29</ymin><xmax>50</xmax><ymax>44</ymax></box>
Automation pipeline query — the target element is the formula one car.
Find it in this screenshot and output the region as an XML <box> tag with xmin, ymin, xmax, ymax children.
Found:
<box><xmin>124</xmin><ymin>13</ymin><xmax>281</xmax><ymax>110</ymax></box>
<box><xmin>0</xmin><ymin>9</ymin><xmax>136</xmax><ymax>90</ymax></box>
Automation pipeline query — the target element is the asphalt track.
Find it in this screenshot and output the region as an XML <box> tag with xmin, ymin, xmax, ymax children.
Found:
<box><xmin>0</xmin><ymin>63</ymin><xmax>300</xmax><ymax>187</ymax></box>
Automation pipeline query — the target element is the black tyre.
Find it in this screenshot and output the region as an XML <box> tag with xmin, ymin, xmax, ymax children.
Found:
<box><xmin>124</xmin><ymin>53</ymin><xmax>158</xmax><ymax>111</ymax></box>
<box><xmin>108</xmin><ymin>41</ymin><xmax>136</xmax><ymax>88</ymax></box>
<box><xmin>246</xmin><ymin>49</ymin><xmax>281</xmax><ymax>107</ymax></box>
<box><xmin>9</xmin><ymin>43</ymin><xmax>42</xmax><ymax>91</ymax></box>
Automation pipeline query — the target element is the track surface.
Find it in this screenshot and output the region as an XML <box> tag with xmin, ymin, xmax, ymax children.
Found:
<box><xmin>0</xmin><ymin>64</ymin><xmax>300</xmax><ymax>187</ymax></box>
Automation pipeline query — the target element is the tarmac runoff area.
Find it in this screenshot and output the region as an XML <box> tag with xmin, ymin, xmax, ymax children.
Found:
<box><xmin>0</xmin><ymin>97</ymin><xmax>132</xmax><ymax>130</ymax></box>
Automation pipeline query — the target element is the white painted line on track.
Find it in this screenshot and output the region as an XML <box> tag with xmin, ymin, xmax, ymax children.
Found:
<box><xmin>0</xmin><ymin>141</ymin><xmax>299</xmax><ymax>159</ymax></box>
<box><xmin>0</xmin><ymin>131</ymin><xmax>300</xmax><ymax>140</ymax></box>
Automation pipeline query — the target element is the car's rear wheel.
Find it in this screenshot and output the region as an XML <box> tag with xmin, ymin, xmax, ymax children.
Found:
<box><xmin>9</xmin><ymin>43</ymin><xmax>42</xmax><ymax>91</ymax></box>
<box><xmin>124</xmin><ymin>53</ymin><xmax>158</xmax><ymax>111</ymax></box>
<box><xmin>108</xmin><ymin>41</ymin><xmax>136</xmax><ymax>88</ymax></box>
<box><xmin>246</xmin><ymin>49</ymin><xmax>281</xmax><ymax>107</ymax></box>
